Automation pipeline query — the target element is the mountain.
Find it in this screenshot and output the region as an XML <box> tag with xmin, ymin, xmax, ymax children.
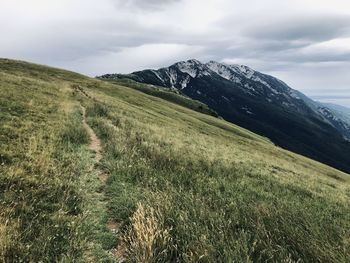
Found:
<box><xmin>296</xmin><ymin>97</ymin><xmax>350</xmax><ymax>142</ymax></box>
<box><xmin>99</xmin><ymin>59</ymin><xmax>350</xmax><ymax>173</ymax></box>
<box><xmin>321</xmin><ymin>102</ymin><xmax>350</xmax><ymax>125</ymax></box>
<box><xmin>327</xmin><ymin>103</ymin><xmax>350</xmax><ymax>117</ymax></box>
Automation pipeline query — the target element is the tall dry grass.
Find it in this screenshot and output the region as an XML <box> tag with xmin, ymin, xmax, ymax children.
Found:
<box><xmin>125</xmin><ymin>203</ymin><xmax>172</xmax><ymax>262</ymax></box>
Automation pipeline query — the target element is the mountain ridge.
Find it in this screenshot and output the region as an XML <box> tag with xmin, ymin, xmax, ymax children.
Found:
<box><xmin>99</xmin><ymin>59</ymin><xmax>350</xmax><ymax>173</ymax></box>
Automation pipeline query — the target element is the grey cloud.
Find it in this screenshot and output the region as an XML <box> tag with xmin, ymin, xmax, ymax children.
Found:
<box><xmin>280</xmin><ymin>51</ymin><xmax>350</xmax><ymax>63</ymax></box>
<box><xmin>115</xmin><ymin>0</ymin><xmax>181</xmax><ymax>10</ymax></box>
<box><xmin>1</xmin><ymin>0</ymin><xmax>350</xmax><ymax>107</ymax></box>
<box><xmin>244</xmin><ymin>15</ymin><xmax>350</xmax><ymax>42</ymax></box>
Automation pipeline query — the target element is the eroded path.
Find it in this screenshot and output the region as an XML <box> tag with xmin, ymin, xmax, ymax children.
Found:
<box><xmin>80</xmin><ymin>105</ymin><xmax>125</xmax><ymax>260</ymax></box>
<box><xmin>80</xmin><ymin>105</ymin><xmax>109</xmax><ymax>182</ymax></box>
<box><xmin>81</xmin><ymin>106</ymin><xmax>102</xmax><ymax>162</ymax></box>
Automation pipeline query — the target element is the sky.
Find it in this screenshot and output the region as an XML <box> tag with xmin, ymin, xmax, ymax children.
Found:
<box><xmin>1</xmin><ymin>0</ymin><xmax>350</xmax><ymax>107</ymax></box>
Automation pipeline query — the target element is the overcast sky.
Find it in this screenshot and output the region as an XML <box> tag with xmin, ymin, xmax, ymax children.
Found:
<box><xmin>1</xmin><ymin>0</ymin><xmax>350</xmax><ymax>106</ymax></box>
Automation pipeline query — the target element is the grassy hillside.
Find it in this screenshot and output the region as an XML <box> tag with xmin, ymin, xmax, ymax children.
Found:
<box><xmin>0</xmin><ymin>59</ymin><xmax>349</xmax><ymax>262</ymax></box>
<box><xmin>97</xmin><ymin>76</ymin><xmax>218</xmax><ymax>117</ymax></box>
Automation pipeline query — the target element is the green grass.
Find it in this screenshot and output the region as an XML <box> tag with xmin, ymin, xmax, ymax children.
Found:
<box><xmin>99</xmin><ymin>77</ymin><xmax>218</xmax><ymax>117</ymax></box>
<box><xmin>0</xmin><ymin>59</ymin><xmax>115</xmax><ymax>262</ymax></box>
<box><xmin>1</xmin><ymin>59</ymin><xmax>350</xmax><ymax>262</ymax></box>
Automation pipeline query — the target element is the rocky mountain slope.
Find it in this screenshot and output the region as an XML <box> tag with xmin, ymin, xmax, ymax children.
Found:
<box><xmin>322</xmin><ymin>102</ymin><xmax>350</xmax><ymax>128</ymax></box>
<box><xmin>99</xmin><ymin>59</ymin><xmax>350</xmax><ymax>173</ymax></box>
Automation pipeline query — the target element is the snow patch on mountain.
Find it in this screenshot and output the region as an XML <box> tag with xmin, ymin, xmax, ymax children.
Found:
<box><xmin>206</xmin><ymin>61</ymin><xmax>231</xmax><ymax>80</ymax></box>
<box><xmin>250</xmin><ymin>75</ymin><xmax>272</xmax><ymax>88</ymax></box>
<box><xmin>206</xmin><ymin>61</ymin><xmax>242</xmax><ymax>83</ymax></box>
<box><xmin>243</xmin><ymin>83</ymin><xmax>256</xmax><ymax>92</ymax></box>
<box><xmin>181</xmin><ymin>75</ymin><xmax>191</xmax><ymax>89</ymax></box>
<box><xmin>289</xmin><ymin>90</ymin><xmax>301</xmax><ymax>100</ymax></box>
<box><xmin>175</xmin><ymin>59</ymin><xmax>202</xmax><ymax>78</ymax></box>
<box><xmin>230</xmin><ymin>65</ymin><xmax>255</xmax><ymax>79</ymax></box>
<box><xmin>317</xmin><ymin>106</ymin><xmax>350</xmax><ymax>138</ymax></box>
<box><xmin>177</xmin><ymin>65</ymin><xmax>197</xmax><ymax>77</ymax></box>
<box><xmin>222</xmin><ymin>96</ymin><xmax>230</xmax><ymax>102</ymax></box>
<box><xmin>151</xmin><ymin>70</ymin><xmax>164</xmax><ymax>83</ymax></box>
<box><xmin>168</xmin><ymin>69</ymin><xmax>177</xmax><ymax>88</ymax></box>
<box><xmin>241</xmin><ymin>106</ymin><xmax>254</xmax><ymax>115</ymax></box>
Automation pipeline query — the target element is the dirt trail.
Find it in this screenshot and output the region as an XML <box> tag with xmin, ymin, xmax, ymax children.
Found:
<box><xmin>81</xmin><ymin>106</ymin><xmax>102</xmax><ymax>162</ymax></box>
<box><xmin>80</xmin><ymin>105</ymin><xmax>126</xmax><ymax>260</ymax></box>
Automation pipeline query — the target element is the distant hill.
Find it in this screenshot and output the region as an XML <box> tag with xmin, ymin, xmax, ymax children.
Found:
<box><xmin>321</xmin><ymin>102</ymin><xmax>350</xmax><ymax>124</ymax></box>
<box><xmin>99</xmin><ymin>59</ymin><xmax>350</xmax><ymax>173</ymax></box>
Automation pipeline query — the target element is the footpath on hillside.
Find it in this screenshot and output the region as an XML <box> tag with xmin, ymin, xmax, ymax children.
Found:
<box><xmin>80</xmin><ymin>103</ymin><xmax>126</xmax><ymax>260</ymax></box>
<box><xmin>80</xmin><ymin>106</ymin><xmax>105</xmax><ymax>180</ymax></box>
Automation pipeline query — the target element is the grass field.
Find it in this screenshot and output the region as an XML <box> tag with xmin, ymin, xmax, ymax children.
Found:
<box><xmin>0</xmin><ymin>59</ymin><xmax>349</xmax><ymax>262</ymax></box>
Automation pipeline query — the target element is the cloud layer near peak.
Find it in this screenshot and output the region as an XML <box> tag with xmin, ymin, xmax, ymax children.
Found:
<box><xmin>1</xmin><ymin>0</ymin><xmax>350</xmax><ymax>106</ymax></box>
